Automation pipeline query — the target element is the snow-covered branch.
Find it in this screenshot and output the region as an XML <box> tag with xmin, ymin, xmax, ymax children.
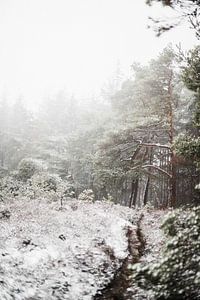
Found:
<box><xmin>136</xmin><ymin>141</ymin><xmax>171</xmax><ymax>150</ymax></box>
<box><xmin>131</xmin><ymin>164</ymin><xmax>172</xmax><ymax>178</ymax></box>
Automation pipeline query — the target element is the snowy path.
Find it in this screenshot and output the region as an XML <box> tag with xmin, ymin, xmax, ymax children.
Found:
<box><xmin>126</xmin><ymin>209</ymin><xmax>167</xmax><ymax>300</ymax></box>
<box><xmin>140</xmin><ymin>209</ymin><xmax>167</xmax><ymax>263</ymax></box>
<box><xmin>0</xmin><ymin>199</ymin><xmax>141</xmax><ymax>300</ymax></box>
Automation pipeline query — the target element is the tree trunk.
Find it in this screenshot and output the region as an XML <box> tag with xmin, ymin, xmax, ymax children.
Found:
<box><xmin>143</xmin><ymin>177</ymin><xmax>150</xmax><ymax>206</ymax></box>
<box><xmin>132</xmin><ymin>179</ymin><xmax>139</xmax><ymax>206</ymax></box>
<box><xmin>128</xmin><ymin>180</ymin><xmax>135</xmax><ymax>208</ymax></box>
<box><xmin>170</xmin><ymin>151</ymin><xmax>176</xmax><ymax>207</ymax></box>
<box><xmin>168</xmin><ymin>69</ymin><xmax>176</xmax><ymax>207</ymax></box>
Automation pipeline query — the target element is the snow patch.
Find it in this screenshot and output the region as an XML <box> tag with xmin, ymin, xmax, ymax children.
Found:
<box><xmin>0</xmin><ymin>198</ymin><xmax>139</xmax><ymax>299</ymax></box>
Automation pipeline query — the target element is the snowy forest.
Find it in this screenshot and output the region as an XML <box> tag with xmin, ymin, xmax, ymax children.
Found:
<box><xmin>0</xmin><ymin>0</ymin><xmax>200</xmax><ymax>299</ymax></box>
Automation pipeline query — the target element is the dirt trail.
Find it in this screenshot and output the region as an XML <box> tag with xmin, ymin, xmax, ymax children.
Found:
<box><xmin>94</xmin><ymin>209</ymin><xmax>167</xmax><ymax>300</ymax></box>
<box><xmin>94</xmin><ymin>219</ymin><xmax>142</xmax><ymax>300</ymax></box>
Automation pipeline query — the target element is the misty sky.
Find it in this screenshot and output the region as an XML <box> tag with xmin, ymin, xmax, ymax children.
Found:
<box><xmin>0</xmin><ymin>0</ymin><xmax>197</xmax><ymax>107</ymax></box>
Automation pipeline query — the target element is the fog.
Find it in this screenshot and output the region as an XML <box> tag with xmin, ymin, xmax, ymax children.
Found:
<box><xmin>0</xmin><ymin>0</ymin><xmax>196</xmax><ymax>109</ymax></box>
<box><xmin>0</xmin><ymin>1</ymin><xmax>199</xmax><ymax>298</ymax></box>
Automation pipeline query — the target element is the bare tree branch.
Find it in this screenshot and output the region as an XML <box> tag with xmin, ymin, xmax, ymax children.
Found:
<box><xmin>131</xmin><ymin>164</ymin><xmax>172</xmax><ymax>178</ymax></box>
<box><xmin>137</xmin><ymin>142</ymin><xmax>171</xmax><ymax>149</ymax></box>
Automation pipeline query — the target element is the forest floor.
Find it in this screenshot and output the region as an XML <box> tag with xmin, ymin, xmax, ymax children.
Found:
<box><xmin>0</xmin><ymin>198</ymin><xmax>168</xmax><ymax>300</ymax></box>
<box><xmin>126</xmin><ymin>209</ymin><xmax>167</xmax><ymax>300</ymax></box>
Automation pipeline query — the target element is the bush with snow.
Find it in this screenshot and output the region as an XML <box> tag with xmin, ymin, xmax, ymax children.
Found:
<box><xmin>78</xmin><ymin>189</ymin><xmax>94</xmax><ymax>202</ymax></box>
<box><xmin>0</xmin><ymin>170</ymin><xmax>75</xmax><ymax>204</ymax></box>
<box><xmin>29</xmin><ymin>172</ymin><xmax>75</xmax><ymax>202</ymax></box>
<box><xmin>102</xmin><ymin>193</ymin><xmax>114</xmax><ymax>202</ymax></box>
<box><xmin>134</xmin><ymin>206</ymin><xmax>200</xmax><ymax>300</ymax></box>
<box><xmin>0</xmin><ymin>175</ymin><xmax>20</xmax><ymax>200</ymax></box>
<box><xmin>30</xmin><ymin>173</ymin><xmax>61</xmax><ymax>192</ymax></box>
<box><xmin>17</xmin><ymin>158</ymin><xmax>46</xmax><ymax>182</ymax></box>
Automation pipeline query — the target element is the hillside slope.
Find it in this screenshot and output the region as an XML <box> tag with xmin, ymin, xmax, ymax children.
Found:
<box><xmin>0</xmin><ymin>199</ymin><xmax>144</xmax><ymax>300</ymax></box>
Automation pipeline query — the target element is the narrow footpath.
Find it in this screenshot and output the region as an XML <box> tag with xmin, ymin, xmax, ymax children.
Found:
<box><xmin>94</xmin><ymin>209</ymin><xmax>167</xmax><ymax>300</ymax></box>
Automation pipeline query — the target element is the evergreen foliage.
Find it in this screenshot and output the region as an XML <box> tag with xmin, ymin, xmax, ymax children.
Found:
<box><xmin>134</xmin><ymin>207</ymin><xmax>200</xmax><ymax>300</ymax></box>
<box><xmin>174</xmin><ymin>135</ymin><xmax>200</xmax><ymax>166</ymax></box>
<box><xmin>174</xmin><ymin>46</ymin><xmax>200</xmax><ymax>171</ymax></box>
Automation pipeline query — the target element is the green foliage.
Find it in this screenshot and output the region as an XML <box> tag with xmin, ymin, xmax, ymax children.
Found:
<box><xmin>174</xmin><ymin>46</ymin><xmax>200</xmax><ymax>176</ymax></box>
<box><xmin>174</xmin><ymin>135</ymin><xmax>200</xmax><ymax>166</ymax></box>
<box><xmin>181</xmin><ymin>46</ymin><xmax>200</xmax><ymax>93</ymax></box>
<box><xmin>93</xmin><ymin>46</ymin><xmax>194</xmax><ymax>207</ymax></box>
<box><xmin>94</xmin><ymin>47</ymin><xmax>182</xmax><ymax>204</ymax></box>
<box><xmin>134</xmin><ymin>207</ymin><xmax>200</xmax><ymax>300</ymax></box>
<box><xmin>111</xmin><ymin>46</ymin><xmax>179</xmax><ymax>129</ymax></box>
<box><xmin>180</xmin><ymin>46</ymin><xmax>200</xmax><ymax>129</ymax></box>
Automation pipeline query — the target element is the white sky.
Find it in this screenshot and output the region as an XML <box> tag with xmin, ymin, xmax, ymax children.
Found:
<box><xmin>0</xmin><ymin>0</ymin><xmax>197</xmax><ymax>107</ymax></box>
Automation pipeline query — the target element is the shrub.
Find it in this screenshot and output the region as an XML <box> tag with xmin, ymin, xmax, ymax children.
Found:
<box><xmin>0</xmin><ymin>171</ymin><xmax>75</xmax><ymax>203</ymax></box>
<box><xmin>174</xmin><ymin>134</ymin><xmax>200</xmax><ymax>166</ymax></box>
<box><xmin>134</xmin><ymin>207</ymin><xmax>200</xmax><ymax>300</ymax></box>
<box><xmin>30</xmin><ymin>173</ymin><xmax>61</xmax><ymax>192</ymax></box>
<box><xmin>102</xmin><ymin>193</ymin><xmax>114</xmax><ymax>202</ymax></box>
<box><xmin>17</xmin><ymin>158</ymin><xmax>46</xmax><ymax>181</ymax></box>
<box><xmin>0</xmin><ymin>176</ymin><xmax>21</xmax><ymax>200</ymax></box>
<box><xmin>29</xmin><ymin>172</ymin><xmax>74</xmax><ymax>202</ymax></box>
<box><xmin>78</xmin><ymin>189</ymin><xmax>94</xmax><ymax>202</ymax></box>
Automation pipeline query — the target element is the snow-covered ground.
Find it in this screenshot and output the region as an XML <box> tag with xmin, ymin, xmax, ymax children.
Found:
<box><xmin>126</xmin><ymin>208</ymin><xmax>167</xmax><ymax>300</ymax></box>
<box><xmin>0</xmin><ymin>198</ymin><xmax>139</xmax><ymax>300</ymax></box>
<box><xmin>140</xmin><ymin>209</ymin><xmax>167</xmax><ymax>263</ymax></box>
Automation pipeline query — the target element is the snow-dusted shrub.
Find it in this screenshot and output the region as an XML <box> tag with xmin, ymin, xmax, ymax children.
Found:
<box><xmin>102</xmin><ymin>193</ymin><xmax>114</xmax><ymax>202</ymax></box>
<box><xmin>17</xmin><ymin>158</ymin><xmax>46</xmax><ymax>182</ymax></box>
<box><xmin>134</xmin><ymin>207</ymin><xmax>200</xmax><ymax>300</ymax></box>
<box><xmin>30</xmin><ymin>173</ymin><xmax>60</xmax><ymax>192</ymax></box>
<box><xmin>174</xmin><ymin>135</ymin><xmax>200</xmax><ymax>200</ymax></box>
<box><xmin>78</xmin><ymin>189</ymin><xmax>94</xmax><ymax>202</ymax></box>
<box><xmin>144</xmin><ymin>201</ymin><xmax>155</xmax><ymax>210</ymax></box>
<box><xmin>174</xmin><ymin>135</ymin><xmax>200</xmax><ymax>164</ymax></box>
<box><xmin>0</xmin><ymin>176</ymin><xmax>20</xmax><ymax>200</ymax></box>
<box><xmin>0</xmin><ymin>175</ymin><xmax>40</xmax><ymax>200</ymax></box>
<box><xmin>0</xmin><ymin>171</ymin><xmax>74</xmax><ymax>203</ymax></box>
<box><xmin>28</xmin><ymin>173</ymin><xmax>75</xmax><ymax>203</ymax></box>
<box><xmin>28</xmin><ymin>173</ymin><xmax>61</xmax><ymax>200</ymax></box>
